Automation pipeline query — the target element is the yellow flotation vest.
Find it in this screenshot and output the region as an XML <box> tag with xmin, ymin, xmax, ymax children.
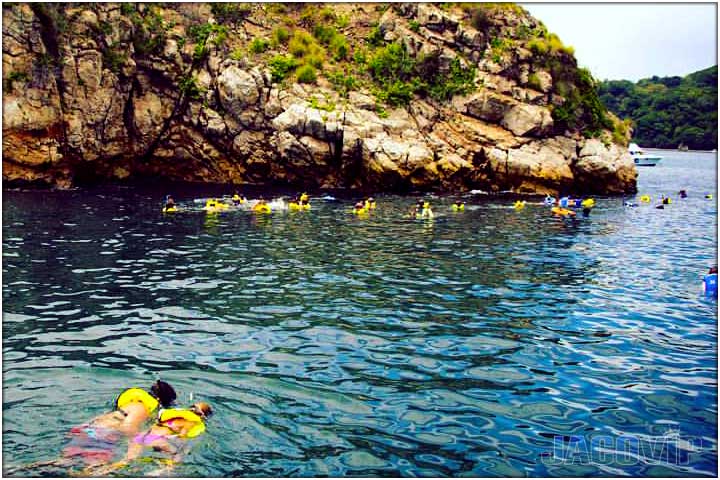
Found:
<box><xmin>452</xmin><ymin>203</ymin><xmax>464</xmax><ymax>211</ymax></box>
<box><xmin>640</xmin><ymin>195</ymin><xmax>651</xmax><ymax>203</ymax></box>
<box><xmin>232</xmin><ymin>194</ymin><xmax>246</xmax><ymax>204</ymax></box>
<box><xmin>300</xmin><ymin>193</ymin><xmax>309</xmax><ymax>203</ymax></box>
<box><xmin>116</xmin><ymin>388</ymin><xmax>159</xmax><ymax>415</ymax></box>
<box><xmin>353</xmin><ymin>206</ymin><xmax>367</xmax><ymax>215</ymax></box>
<box><xmin>204</xmin><ymin>199</ymin><xmax>228</xmax><ymax>212</ymax></box>
<box><xmin>162</xmin><ymin>206</ymin><xmax>177</xmax><ymax>213</ymax></box>
<box><xmin>253</xmin><ymin>203</ymin><xmax>271</xmax><ymax>213</ymax></box>
<box><xmin>581</xmin><ymin>198</ymin><xmax>595</xmax><ymax>208</ymax></box>
<box><xmin>551</xmin><ymin>207</ymin><xmax>576</xmax><ymax>217</ymax></box>
<box><xmin>706</xmin><ymin>194</ymin><xmax>713</xmax><ymax>199</ymax></box>
<box><xmin>514</xmin><ymin>200</ymin><xmax>525</xmax><ymax>210</ymax></box>
<box><xmin>289</xmin><ymin>202</ymin><xmax>301</xmax><ymax>211</ymax></box>
<box><xmin>159</xmin><ymin>408</ymin><xmax>206</xmax><ymax>439</ymax></box>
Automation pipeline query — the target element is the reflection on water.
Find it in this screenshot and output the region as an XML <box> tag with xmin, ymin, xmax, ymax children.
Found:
<box><xmin>2</xmin><ymin>151</ymin><xmax>717</xmax><ymax>477</ymax></box>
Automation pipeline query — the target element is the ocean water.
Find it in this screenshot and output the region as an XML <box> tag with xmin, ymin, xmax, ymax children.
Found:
<box><xmin>2</xmin><ymin>150</ymin><xmax>717</xmax><ymax>477</ymax></box>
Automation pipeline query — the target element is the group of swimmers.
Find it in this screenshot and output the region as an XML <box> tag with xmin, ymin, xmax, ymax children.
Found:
<box><xmin>624</xmin><ymin>189</ymin><xmax>713</xmax><ymax>209</ymax></box>
<box><xmin>16</xmin><ymin>380</ymin><xmax>212</xmax><ymax>476</ymax></box>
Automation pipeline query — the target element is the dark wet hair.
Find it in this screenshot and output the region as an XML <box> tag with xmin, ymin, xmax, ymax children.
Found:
<box><xmin>150</xmin><ymin>380</ymin><xmax>177</xmax><ymax>408</ymax></box>
<box><xmin>710</xmin><ymin>266</ymin><xmax>718</xmax><ymax>275</ymax></box>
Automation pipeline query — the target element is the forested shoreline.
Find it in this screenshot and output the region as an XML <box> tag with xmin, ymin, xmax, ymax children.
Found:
<box><xmin>599</xmin><ymin>66</ymin><xmax>717</xmax><ymax>150</ymax></box>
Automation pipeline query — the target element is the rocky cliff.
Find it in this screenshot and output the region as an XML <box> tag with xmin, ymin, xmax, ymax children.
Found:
<box><xmin>2</xmin><ymin>3</ymin><xmax>637</xmax><ymax>194</ymax></box>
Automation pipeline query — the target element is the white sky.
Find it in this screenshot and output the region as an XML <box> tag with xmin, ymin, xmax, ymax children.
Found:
<box><xmin>521</xmin><ymin>3</ymin><xmax>718</xmax><ymax>81</ymax></box>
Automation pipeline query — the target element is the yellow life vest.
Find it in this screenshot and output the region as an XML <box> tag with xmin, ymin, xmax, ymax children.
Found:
<box><xmin>253</xmin><ymin>204</ymin><xmax>271</xmax><ymax>213</ymax></box>
<box><xmin>159</xmin><ymin>408</ymin><xmax>206</xmax><ymax>438</ymax></box>
<box><xmin>162</xmin><ymin>206</ymin><xmax>177</xmax><ymax>213</ymax></box>
<box><xmin>116</xmin><ymin>388</ymin><xmax>159</xmax><ymax>415</ymax></box>
<box><xmin>640</xmin><ymin>195</ymin><xmax>651</xmax><ymax>203</ymax></box>
<box><xmin>581</xmin><ymin>198</ymin><xmax>595</xmax><ymax>208</ymax></box>
<box><xmin>551</xmin><ymin>207</ymin><xmax>576</xmax><ymax>217</ymax></box>
<box><xmin>452</xmin><ymin>203</ymin><xmax>464</xmax><ymax>211</ymax></box>
<box><xmin>289</xmin><ymin>202</ymin><xmax>301</xmax><ymax>211</ymax></box>
<box><xmin>300</xmin><ymin>193</ymin><xmax>309</xmax><ymax>202</ymax></box>
<box><xmin>514</xmin><ymin>201</ymin><xmax>525</xmax><ymax>210</ymax></box>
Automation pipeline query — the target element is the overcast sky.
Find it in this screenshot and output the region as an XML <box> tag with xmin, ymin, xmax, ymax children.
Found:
<box><xmin>521</xmin><ymin>3</ymin><xmax>717</xmax><ymax>82</ymax></box>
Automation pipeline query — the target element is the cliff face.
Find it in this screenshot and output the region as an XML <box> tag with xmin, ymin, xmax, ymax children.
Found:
<box><xmin>2</xmin><ymin>3</ymin><xmax>637</xmax><ymax>194</ymax></box>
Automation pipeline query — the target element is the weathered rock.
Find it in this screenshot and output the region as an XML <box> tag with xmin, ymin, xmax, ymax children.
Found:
<box><xmin>1</xmin><ymin>3</ymin><xmax>636</xmax><ymax>195</ymax></box>
<box><xmin>501</xmin><ymin>103</ymin><xmax>553</xmax><ymax>137</ymax></box>
<box><xmin>217</xmin><ymin>65</ymin><xmax>260</xmax><ymax>117</ymax></box>
<box><xmin>574</xmin><ymin>139</ymin><xmax>637</xmax><ymax>193</ymax></box>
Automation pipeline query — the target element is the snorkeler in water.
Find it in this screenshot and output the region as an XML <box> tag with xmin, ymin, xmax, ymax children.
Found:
<box><xmin>7</xmin><ymin>381</ymin><xmax>177</xmax><ymax>475</ymax></box>
<box><xmin>88</xmin><ymin>402</ymin><xmax>213</xmax><ymax>476</ymax></box>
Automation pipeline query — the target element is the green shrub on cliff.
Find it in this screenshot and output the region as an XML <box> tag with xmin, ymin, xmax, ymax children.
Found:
<box><xmin>272</xmin><ymin>27</ymin><xmax>290</xmax><ymax>46</ymax></box>
<box><xmin>211</xmin><ymin>3</ymin><xmax>251</xmax><ymax>25</ymax></box>
<box><xmin>269</xmin><ymin>54</ymin><xmax>299</xmax><ymax>82</ymax></box>
<box><xmin>296</xmin><ymin>64</ymin><xmax>318</xmax><ymax>84</ymax></box>
<box><xmin>367</xmin><ymin>41</ymin><xmax>476</xmax><ymax>106</ymax></box>
<box><xmin>249</xmin><ymin>38</ymin><xmax>270</xmax><ymax>54</ymax></box>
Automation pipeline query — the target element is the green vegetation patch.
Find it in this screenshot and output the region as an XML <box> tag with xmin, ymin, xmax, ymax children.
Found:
<box><xmin>367</xmin><ymin>41</ymin><xmax>476</xmax><ymax>106</ymax></box>
<box><xmin>598</xmin><ymin>66</ymin><xmax>717</xmax><ymax>149</ymax></box>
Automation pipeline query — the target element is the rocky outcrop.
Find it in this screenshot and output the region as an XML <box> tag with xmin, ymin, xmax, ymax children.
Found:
<box><xmin>2</xmin><ymin>3</ymin><xmax>636</xmax><ymax>194</ymax></box>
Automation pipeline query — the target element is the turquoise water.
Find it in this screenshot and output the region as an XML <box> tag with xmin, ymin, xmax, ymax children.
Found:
<box><xmin>3</xmin><ymin>150</ymin><xmax>717</xmax><ymax>477</ymax></box>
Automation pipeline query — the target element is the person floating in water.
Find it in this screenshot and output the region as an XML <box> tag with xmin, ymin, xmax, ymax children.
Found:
<box><xmin>364</xmin><ymin>197</ymin><xmax>376</xmax><ymax>210</ymax></box>
<box><xmin>702</xmin><ymin>266</ymin><xmax>718</xmax><ymax>297</ymax></box>
<box><xmin>163</xmin><ymin>196</ymin><xmax>176</xmax><ymax>213</ymax></box>
<box><xmin>417</xmin><ymin>200</ymin><xmax>434</xmax><ymax>219</ymax></box>
<box><xmin>252</xmin><ymin>198</ymin><xmax>271</xmax><ymax>213</ymax></box>
<box><xmin>11</xmin><ymin>381</ymin><xmax>177</xmax><ymax>474</ymax></box>
<box><xmin>679</xmin><ymin>189</ymin><xmax>687</xmax><ymax>199</ymax></box>
<box><xmin>89</xmin><ymin>402</ymin><xmax>213</xmax><ymax>476</ymax></box>
<box><xmin>452</xmin><ymin>200</ymin><xmax>465</xmax><ymax>211</ymax></box>
<box><xmin>352</xmin><ymin>201</ymin><xmax>367</xmax><ymax>215</ymax></box>
<box><xmin>232</xmin><ymin>192</ymin><xmax>246</xmax><ymax>205</ymax></box>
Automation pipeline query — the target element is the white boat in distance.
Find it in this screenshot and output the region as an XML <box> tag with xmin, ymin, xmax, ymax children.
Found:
<box><xmin>629</xmin><ymin>143</ymin><xmax>662</xmax><ymax>166</ymax></box>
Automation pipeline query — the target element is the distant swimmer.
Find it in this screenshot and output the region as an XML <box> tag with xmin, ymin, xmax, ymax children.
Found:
<box><xmin>300</xmin><ymin>192</ymin><xmax>309</xmax><ymax>203</ymax></box>
<box><xmin>232</xmin><ymin>192</ymin><xmax>247</xmax><ymax>205</ymax></box>
<box><xmin>204</xmin><ymin>198</ymin><xmax>229</xmax><ymax>212</ymax></box>
<box><xmin>419</xmin><ymin>200</ymin><xmax>434</xmax><ymax>219</ymax></box>
<box><xmin>352</xmin><ymin>201</ymin><xmax>367</xmax><ymax>215</ymax></box>
<box><xmin>452</xmin><ymin>200</ymin><xmax>465</xmax><ymax>211</ymax></box>
<box><xmin>705</xmin><ymin>194</ymin><xmax>714</xmax><ymax>199</ymax></box>
<box><xmin>289</xmin><ymin>196</ymin><xmax>310</xmax><ymax>211</ymax></box>
<box><xmin>551</xmin><ymin>206</ymin><xmax>576</xmax><ymax>217</ymax></box>
<box><xmin>513</xmin><ymin>200</ymin><xmax>526</xmax><ymax>210</ymax></box>
<box><xmin>661</xmin><ymin>195</ymin><xmax>672</xmax><ymax>205</ymax></box>
<box><xmin>679</xmin><ymin>189</ymin><xmax>687</xmax><ymax>198</ymax></box>
<box><xmin>163</xmin><ymin>195</ymin><xmax>176</xmax><ymax>213</ymax></box>
<box><xmin>558</xmin><ymin>196</ymin><xmax>569</xmax><ymax>208</ymax></box>
<box><xmin>253</xmin><ymin>198</ymin><xmax>271</xmax><ymax>213</ymax></box>
<box><xmin>703</xmin><ymin>266</ymin><xmax>718</xmax><ymax>297</ymax></box>
<box><xmin>640</xmin><ymin>195</ymin><xmax>651</xmax><ymax>203</ymax></box>
<box><xmin>544</xmin><ymin>195</ymin><xmax>556</xmax><ymax>206</ymax></box>
<box><xmin>364</xmin><ymin>197</ymin><xmax>376</xmax><ymax>210</ymax></box>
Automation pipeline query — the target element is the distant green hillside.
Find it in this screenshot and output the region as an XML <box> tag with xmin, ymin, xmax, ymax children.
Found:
<box><xmin>598</xmin><ymin>66</ymin><xmax>717</xmax><ymax>150</ymax></box>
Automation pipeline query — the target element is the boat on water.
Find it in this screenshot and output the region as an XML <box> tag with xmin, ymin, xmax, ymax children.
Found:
<box><xmin>629</xmin><ymin>142</ymin><xmax>662</xmax><ymax>166</ymax></box>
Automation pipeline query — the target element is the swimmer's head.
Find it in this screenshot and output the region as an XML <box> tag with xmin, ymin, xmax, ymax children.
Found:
<box><xmin>710</xmin><ymin>266</ymin><xmax>718</xmax><ymax>275</ymax></box>
<box><xmin>190</xmin><ymin>402</ymin><xmax>213</xmax><ymax>419</ymax></box>
<box><xmin>151</xmin><ymin>380</ymin><xmax>177</xmax><ymax>408</ymax></box>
